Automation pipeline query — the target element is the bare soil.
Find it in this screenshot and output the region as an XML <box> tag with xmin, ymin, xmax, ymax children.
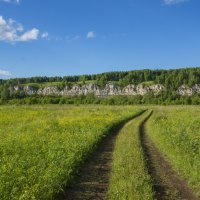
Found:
<box><xmin>54</xmin><ymin>134</ymin><xmax>115</xmax><ymax>199</ymax></box>
<box><xmin>140</xmin><ymin>111</ymin><xmax>199</xmax><ymax>200</ymax></box>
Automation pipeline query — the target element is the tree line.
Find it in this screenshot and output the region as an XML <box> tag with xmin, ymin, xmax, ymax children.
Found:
<box><xmin>0</xmin><ymin>67</ymin><xmax>199</xmax><ymax>104</ymax></box>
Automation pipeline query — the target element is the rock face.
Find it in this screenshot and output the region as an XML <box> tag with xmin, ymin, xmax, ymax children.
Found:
<box><xmin>24</xmin><ymin>86</ymin><xmax>38</xmax><ymax>95</ymax></box>
<box><xmin>177</xmin><ymin>84</ymin><xmax>200</xmax><ymax>96</ymax></box>
<box><xmin>37</xmin><ymin>87</ymin><xmax>62</xmax><ymax>96</ymax></box>
<box><xmin>9</xmin><ymin>83</ymin><xmax>166</xmax><ymax>96</ymax></box>
<box><xmin>10</xmin><ymin>83</ymin><xmax>200</xmax><ymax>97</ymax></box>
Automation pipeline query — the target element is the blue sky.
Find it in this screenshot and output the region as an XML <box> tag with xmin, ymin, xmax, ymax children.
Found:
<box><xmin>0</xmin><ymin>0</ymin><xmax>200</xmax><ymax>78</ymax></box>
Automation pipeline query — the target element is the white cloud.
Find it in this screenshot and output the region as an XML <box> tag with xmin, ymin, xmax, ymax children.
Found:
<box><xmin>41</xmin><ymin>32</ymin><xmax>49</xmax><ymax>39</ymax></box>
<box><xmin>0</xmin><ymin>0</ymin><xmax>20</xmax><ymax>4</ymax></box>
<box><xmin>18</xmin><ymin>28</ymin><xmax>39</xmax><ymax>41</ymax></box>
<box><xmin>0</xmin><ymin>15</ymin><xmax>39</xmax><ymax>43</ymax></box>
<box><xmin>0</xmin><ymin>69</ymin><xmax>11</xmax><ymax>76</ymax></box>
<box><xmin>164</xmin><ymin>0</ymin><xmax>188</xmax><ymax>5</ymax></box>
<box><xmin>87</xmin><ymin>31</ymin><xmax>96</xmax><ymax>39</ymax></box>
<box><xmin>0</xmin><ymin>16</ymin><xmax>6</xmax><ymax>26</ymax></box>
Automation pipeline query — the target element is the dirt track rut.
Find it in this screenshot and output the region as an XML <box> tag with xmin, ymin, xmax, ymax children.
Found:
<box><xmin>54</xmin><ymin>112</ymin><xmax>145</xmax><ymax>200</ymax></box>
<box><xmin>56</xmin><ymin>132</ymin><xmax>115</xmax><ymax>200</ymax></box>
<box><xmin>140</xmin><ymin>111</ymin><xmax>199</xmax><ymax>200</ymax></box>
<box><xmin>54</xmin><ymin>111</ymin><xmax>199</xmax><ymax>200</ymax></box>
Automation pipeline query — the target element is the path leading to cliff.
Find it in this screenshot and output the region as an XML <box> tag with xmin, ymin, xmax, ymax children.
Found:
<box><xmin>54</xmin><ymin>111</ymin><xmax>198</xmax><ymax>200</ymax></box>
<box><xmin>140</xmin><ymin>112</ymin><xmax>199</xmax><ymax>200</ymax></box>
<box><xmin>54</xmin><ymin>112</ymin><xmax>145</xmax><ymax>200</ymax></box>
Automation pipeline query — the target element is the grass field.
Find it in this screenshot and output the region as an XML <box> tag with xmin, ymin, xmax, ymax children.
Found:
<box><xmin>0</xmin><ymin>105</ymin><xmax>143</xmax><ymax>200</ymax></box>
<box><xmin>0</xmin><ymin>105</ymin><xmax>199</xmax><ymax>199</ymax></box>
<box><xmin>146</xmin><ymin>106</ymin><xmax>200</xmax><ymax>197</ymax></box>
<box><xmin>108</xmin><ymin>110</ymin><xmax>154</xmax><ymax>200</ymax></box>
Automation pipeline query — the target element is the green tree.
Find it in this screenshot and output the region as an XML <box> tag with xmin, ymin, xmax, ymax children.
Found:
<box><xmin>1</xmin><ymin>87</ymin><xmax>10</xmax><ymax>101</ymax></box>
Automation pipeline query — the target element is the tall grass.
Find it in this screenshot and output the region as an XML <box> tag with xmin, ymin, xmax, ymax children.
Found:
<box><xmin>146</xmin><ymin>106</ymin><xmax>200</xmax><ymax>197</ymax></box>
<box><xmin>108</xmin><ymin>110</ymin><xmax>154</xmax><ymax>200</ymax></box>
<box><xmin>0</xmin><ymin>105</ymin><xmax>143</xmax><ymax>200</ymax></box>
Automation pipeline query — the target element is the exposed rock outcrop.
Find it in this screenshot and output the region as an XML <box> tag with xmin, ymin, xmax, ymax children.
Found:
<box><xmin>9</xmin><ymin>83</ymin><xmax>200</xmax><ymax>97</ymax></box>
<box><xmin>24</xmin><ymin>86</ymin><xmax>38</xmax><ymax>95</ymax></box>
<box><xmin>9</xmin><ymin>83</ymin><xmax>165</xmax><ymax>96</ymax></box>
<box><xmin>177</xmin><ymin>84</ymin><xmax>200</xmax><ymax>96</ymax></box>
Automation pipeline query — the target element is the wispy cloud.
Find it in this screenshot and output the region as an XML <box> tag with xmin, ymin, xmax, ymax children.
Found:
<box><xmin>0</xmin><ymin>0</ymin><xmax>20</xmax><ymax>4</ymax></box>
<box><xmin>87</xmin><ymin>31</ymin><xmax>96</xmax><ymax>39</ymax></box>
<box><xmin>0</xmin><ymin>15</ymin><xmax>40</xmax><ymax>43</ymax></box>
<box><xmin>41</xmin><ymin>32</ymin><xmax>49</xmax><ymax>39</ymax></box>
<box><xmin>0</xmin><ymin>69</ymin><xmax>11</xmax><ymax>76</ymax></box>
<box><xmin>163</xmin><ymin>0</ymin><xmax>189</xmax><ymax>5</ymax></box>
<box><xmin>65</xmin><ymin>35</ymin><xmax>81</xmax><ymax>42</ymax></box>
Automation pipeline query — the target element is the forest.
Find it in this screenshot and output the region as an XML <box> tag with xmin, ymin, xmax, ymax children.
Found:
<box><xmin>0</xmin><ymin>67</ymin><xmax>199</xmax><ymax>105</ymax></box>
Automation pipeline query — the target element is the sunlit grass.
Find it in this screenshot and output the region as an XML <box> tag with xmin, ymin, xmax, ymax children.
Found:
<box><xmin>0</xmin><ymin>105</ymin><xmax>143</xmax><ymax>200</ymax></box>
<box><xmin>146</xmin><ymin>106</ymin><xmax>200</xmax><ymax>197</ymax></box>
<box><xmin>108</xmin><ymin>110</ymin><xmax>154</xmax><ymax>200</ymax></box>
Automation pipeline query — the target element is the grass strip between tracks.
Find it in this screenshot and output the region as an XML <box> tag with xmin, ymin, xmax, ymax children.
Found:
<box><xmin>108</xmin><ymin>110</ymin><xmax>154</xmax><ymax>200</ymax></box>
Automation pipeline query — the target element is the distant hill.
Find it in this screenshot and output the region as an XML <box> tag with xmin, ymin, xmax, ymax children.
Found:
<box><xmin>0</xmin><ymin>67</ymin><xmax>200</xmax><ymax>105</ymax></box>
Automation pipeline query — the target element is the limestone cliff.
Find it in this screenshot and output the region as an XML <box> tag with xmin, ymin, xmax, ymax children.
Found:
<box><xmin>10</xmin><ymin>83</ymin><xmax>164</xmax><ymax>96</ymax></box>
<box><xmin>177</xmin><ymin>84</ymin><xmax>200</xmax><ymax>96</ymax></box>
<box><xmin>9</xmin><ymin>83</ymin><xmax>200</xmax><ymax>97</ymax></box>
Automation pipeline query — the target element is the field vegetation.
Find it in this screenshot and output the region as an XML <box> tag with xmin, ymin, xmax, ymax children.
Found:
<box><xmin>146</xmin><ymin>106</ymin><xmax>200</xmax><ymax>197</ymax></box>
<box><xmin>0</xmin><ymin>105</ymin><xmax>143</xmax><ymax>200</ymax></box>
<box><xmin>108</xmin><ymin>110</ymin><xmax>154</xmax><ymax>200</ymax></box>
<box><xmin>0</xmin><ymin>105</ymin><xmax>199</xmax><ymax>199</ymax></box>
